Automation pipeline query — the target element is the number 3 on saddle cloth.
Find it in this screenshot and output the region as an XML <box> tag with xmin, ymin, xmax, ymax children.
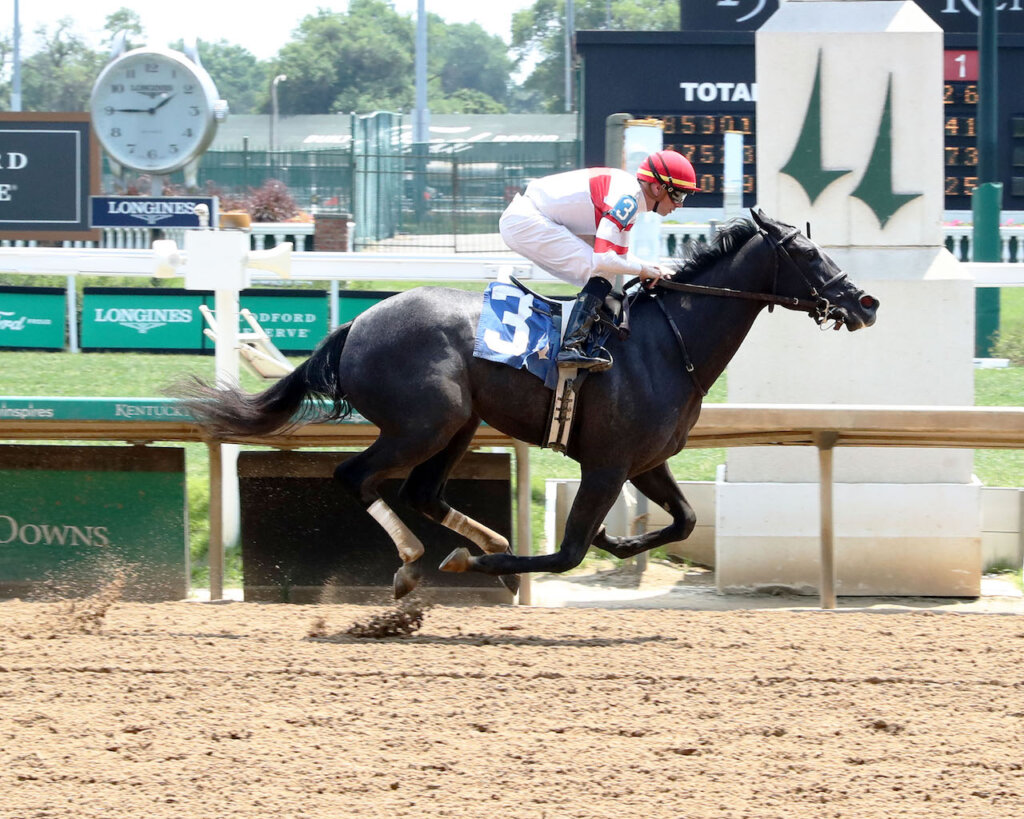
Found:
<box><xmin>473</xmin><ymin>279</ymin><xmax>619</xmax><ymax>390</ymax></box>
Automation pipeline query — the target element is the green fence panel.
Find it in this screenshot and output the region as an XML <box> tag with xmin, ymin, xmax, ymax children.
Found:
<box><xmin>239</xmin><ymin>290</ymin><xmax>328</xmax><ymax>352</ymax></box>
<box><xmin>353</xmin><ymin>112</ymin><xmax>404</xmax><ymax>244</ymax></box>
<box><xmin>0</xmin><ymin>445</ymin><xmax>188</xmax><ymax>601</ymax></box>
<box><xmin>80</xmin><ymin>288</ymin><xmax>326</xmax><ymax>353</ymax></box>
<box><xmin>336</xmin><ymin>290</ymin><xmax>397</xmax><ymax>325</ymax></box>
<box><xmin>153</xmin><ymin>136</ymin><xmax>581</xmax><ymax>252</ymax></box>
<box><xmin>81</xmin><ymin>288</ymin><xmax>205</xmax><ymax>351</ymax></box>
<box><xmin>0</xmin><ymin>286</ymin><xmax>66</xmax><ymax>349</ymax></box>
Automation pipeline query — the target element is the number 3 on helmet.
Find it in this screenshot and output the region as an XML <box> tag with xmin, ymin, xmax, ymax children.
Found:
<box><xmin>637</xmin><ymin>150</ymin><xmax>699</xmax><ymax>202</ymax></box>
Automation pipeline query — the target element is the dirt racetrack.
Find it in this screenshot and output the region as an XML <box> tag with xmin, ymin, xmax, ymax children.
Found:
<box><xmin>2</xmin><ymin>589</ymin><xmax>1024</xmax><ymax>819</ymax></box>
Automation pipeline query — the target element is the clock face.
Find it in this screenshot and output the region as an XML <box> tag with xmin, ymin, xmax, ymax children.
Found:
<box><xmin>90</xmin><ymin>48</ymin><xmax>219</xmax><ymax>175</ymax></box>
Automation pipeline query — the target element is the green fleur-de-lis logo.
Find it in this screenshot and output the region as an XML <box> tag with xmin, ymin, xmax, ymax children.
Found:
<box><xmin>779</xmin><ymin>51</ymin><xmax>853</xmax><ymax>203</ymax></box>
<box><xmin>780</xmin><ymin>50</ymin><xmax>923</xmax><ymax>228</ymax></box>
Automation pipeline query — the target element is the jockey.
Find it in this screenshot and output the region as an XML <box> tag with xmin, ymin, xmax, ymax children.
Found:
<box><xmin>499</xmin><ymin>149</ymin><xmax>697</xmax><ymax>369</ymax></box>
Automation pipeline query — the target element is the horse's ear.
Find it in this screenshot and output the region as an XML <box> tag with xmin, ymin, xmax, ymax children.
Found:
<box><xmin>749</xmin><ymin>208</ymin><xmax>769</xmax><ymax>230</ymax></box>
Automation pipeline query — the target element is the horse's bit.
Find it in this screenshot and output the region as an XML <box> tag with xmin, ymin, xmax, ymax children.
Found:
<box><xmin>763</xmin><ymin>226</ymin><xmax>850</xmax><ymax>330</ymax></box>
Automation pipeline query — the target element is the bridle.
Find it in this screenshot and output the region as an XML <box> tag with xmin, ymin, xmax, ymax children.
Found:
<box><xmin>628</xmin><ymin>227</ymin><xmax>852</xmax><ymax>396</ymax></box>
<box><xmin>649</xmin><ymin>227</ymin><xmax>850</xmax><ymax>328</ymax></box>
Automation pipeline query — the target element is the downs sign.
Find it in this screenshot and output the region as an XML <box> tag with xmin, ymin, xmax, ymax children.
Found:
<box><xmin>0</xmin><ymin>445</ymin><xmax>188</xmax><ymax>601</ymax></box>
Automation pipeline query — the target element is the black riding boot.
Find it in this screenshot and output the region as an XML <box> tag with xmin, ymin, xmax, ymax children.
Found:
<box><xmin>557</xmin><ymin>277</ymin><xmax>612</xmax><ymax>370</ymax></box>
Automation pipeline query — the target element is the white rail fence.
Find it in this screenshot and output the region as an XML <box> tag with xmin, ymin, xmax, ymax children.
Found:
<box><xmin>0</xmin><ymin>223</ymin><xmax>317</xmax><ymax>252</ymax></box>
<box><xmin>5</xmin><ymin>217</ymin><xmax>1024</xmax><ymax>263</ymax></box>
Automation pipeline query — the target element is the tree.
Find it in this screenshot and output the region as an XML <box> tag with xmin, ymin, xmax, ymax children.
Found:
<box><xmin>102</xmin><ymin>8</ymin><xmax>145</xmax><ymax>52</ymax></box>
<box><xmin>4</xmin><ymin>3</ymin><xmax>517</xmax><ymax>117</ymax></box>
<box><xmin>274</xmin><ymin>2</ymin><xmax>414</xmax><ymax>114</ymax></box>
<box><xmin>429</xmin><ymin>21</ymin><xmax>512</xmax><ymax>110</ymax></box>
<box><xmin>170</xmin><ymin>38</ymin><xmax>265</xmax><ymax>115</ymax></box>
<box><xmin>19</xmin><ymin>18</ymin><xmax>103</xmax><ymax>111</ymax></box>
<box><xmin>429</xmin><ymin>88</ymin><xmax>507</xmax><ymax>115</ymax></box>
<box><xmin>512</xmin><ymin>0</ymin><xmax>678</xmax><ymax>112</ymax></box>
<box><xmin>0</xmin><ymin>34</ymin><xmax>12</xmax><ymax>108</ymax></box>
<box><xmin>271</xmin><ymin>1</ymin><xmax>513</xmax><ymax>115</ymax></box>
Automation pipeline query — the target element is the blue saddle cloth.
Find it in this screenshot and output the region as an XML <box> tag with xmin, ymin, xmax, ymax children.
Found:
<box><xmin>473</xmin><ymin>281</ymin><xmax>563</xmax><ymax>390</ymax></box>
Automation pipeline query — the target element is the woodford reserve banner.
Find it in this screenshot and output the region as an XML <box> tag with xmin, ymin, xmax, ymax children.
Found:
<box><xmin>0</xmin><ymin>113</ymin><xmax>100</xmax><ymax>242</ymax></box>
<box><xmin>0</xmin><ymin>286</ymin><xmax>66</xmax><ymax>349</ymax></box>
<box><xmin>80</xmin><ymin>288</ymin><xmax>328</xmax><ymax>352</ymax></box>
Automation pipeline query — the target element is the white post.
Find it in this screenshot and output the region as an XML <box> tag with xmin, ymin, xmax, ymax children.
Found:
<box><xmin>514</xmin><ymin>440</ymin><xmax>532</xmax><ymax>606</ymax></box>
<box><xmin>183</xmin><ymin>228</ymin><xmax>253</xmax><ymax>599</ymax></box>
<box><xmin>65</xmin><ymin>274</ymin><xmax>79</xmax><ymax>353</ymax></box>
<box><xmin>815</xmin><ymin>432</ymin><xmax>838</xmax><ymax>610</ymax></box>
<box><xmin>723</xmin><ymin>131</ymin><xmax>744</xmax><ymax>221</ymax></box>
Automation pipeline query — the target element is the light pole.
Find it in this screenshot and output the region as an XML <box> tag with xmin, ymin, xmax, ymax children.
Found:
<box><xmin>565</xmin><ymin>0</ymin><xmax>574</xmax><ymax>112</ymax></box>
<box><xmin>12</xmin><ymin>0</ymin><xmax>21</xmax><ymax>110</ymax></box>
<box><xmin>270</xmin><ymin>74</ymin><xmax>287</xmax><ymax>153</ymax></box>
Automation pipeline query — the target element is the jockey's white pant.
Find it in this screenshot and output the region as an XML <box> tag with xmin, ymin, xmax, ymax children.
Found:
<box><xmin>499</xmin><ymin>193</ymin><xmax>597</xmax><ymax>288</ymax></box>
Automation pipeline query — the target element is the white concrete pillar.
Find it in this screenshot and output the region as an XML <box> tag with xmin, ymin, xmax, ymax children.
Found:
<box><xmin>716</xmin><ymin>0</ymin><xmax>981</xmax><ymax>597</ymax></box>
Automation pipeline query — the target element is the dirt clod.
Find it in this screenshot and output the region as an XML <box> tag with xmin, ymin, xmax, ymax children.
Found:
<box><xmin>345</xmin><ymin>603</ymin><xmax>428</xmax><ymax>638</ymax></box>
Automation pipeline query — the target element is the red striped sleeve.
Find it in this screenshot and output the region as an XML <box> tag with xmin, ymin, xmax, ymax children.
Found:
<box><xmin>589</xmin><ymin>170</ymin><xmax>611</xmax><ymax>229</ymax></box>
<box><xmin>595</xmin><ymin>237</ymin><xmax>629</xmax><ymax>254</ymax></box>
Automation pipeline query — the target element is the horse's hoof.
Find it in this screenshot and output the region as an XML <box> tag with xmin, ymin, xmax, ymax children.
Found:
<box><xmin>439</xmin><ymin>547</ymin><xmax>472</xmax><ymax>573</ymax></box>
<box><xmin>393</xmin><ymin>563</ymin><xmax>421</xmax><ymax>599</ymax></box>
<box><xmin>499</xmin><ymin>574</ymin><xmax>520</xmax><ymax>595</ymax></box>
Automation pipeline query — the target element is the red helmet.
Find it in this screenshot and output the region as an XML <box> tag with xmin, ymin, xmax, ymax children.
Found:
<box><xmin>637</xmin><ymin>150</ymin><xmax>698</xmax><ymax>198</ymax></box>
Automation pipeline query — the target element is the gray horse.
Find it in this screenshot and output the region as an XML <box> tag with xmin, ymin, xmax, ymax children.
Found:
<box><xmin>173</xmin><ymin>209</ymin><xmax>878</xmax><ymax>598</ymax></box>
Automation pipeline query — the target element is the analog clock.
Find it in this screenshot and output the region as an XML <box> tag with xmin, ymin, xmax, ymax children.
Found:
<box><xmin>90</xmin><ymin>46</ymin><xmax>225</xmax><ymax>175</ymax></box>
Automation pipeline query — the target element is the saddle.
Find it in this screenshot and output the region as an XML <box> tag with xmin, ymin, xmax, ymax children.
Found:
<box><xmin>506</xmin><ymin>276</ymin><xmax>632</xmax><ymax>453</ymax></box>
<box><xmin>507</xmin><ymin>275</ymin><xmax>631</xmax><ymax>355</ymax></box>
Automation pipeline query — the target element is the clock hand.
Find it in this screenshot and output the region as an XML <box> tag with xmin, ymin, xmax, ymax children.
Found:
<box><xmin>113</xmin><ymin>107</ymin><xmax>152</xmax><ymax>113</ymax></box>
<box><xmin>150</xmin><ymin>93</ymin><xmax>176</xmax><ymax>113</ymax></box>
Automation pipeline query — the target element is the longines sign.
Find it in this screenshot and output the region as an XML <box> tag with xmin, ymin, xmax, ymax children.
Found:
<box><xmin>90</xmin><ymin>196</ymin><xmax>218</xmax><ymax>228</ymax></box>
<box><xmin>79</xmin><ymin>288</ymin><xmax>328</xmax><ymax>352</ymax></box>
<box><xmin>0</xmin><ymin>113</ymin><xmax>99</xmax><ymax>241</ymax></box>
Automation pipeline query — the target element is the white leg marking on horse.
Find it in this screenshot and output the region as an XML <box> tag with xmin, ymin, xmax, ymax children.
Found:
<box><xmin>441</xmin><ymin>508</ymin><xmax>510</xmax><ymax>554</ymax></box>
<box><xmin>367</xmin><ymin>499</ymin><xmax>424</xmax><ymax>563</ymax></box>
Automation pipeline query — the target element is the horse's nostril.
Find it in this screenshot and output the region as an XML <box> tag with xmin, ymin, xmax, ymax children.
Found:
<box><xmin>860</xmin><ymin>295</ymin><xmax>879</xmax><ymax>310</ymax></box>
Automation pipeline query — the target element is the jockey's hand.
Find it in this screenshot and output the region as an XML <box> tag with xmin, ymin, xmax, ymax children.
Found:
<box><xmin>639</xmin><ymin>264</ymin><xmax>665</xmax><ymax>289</ymax></box>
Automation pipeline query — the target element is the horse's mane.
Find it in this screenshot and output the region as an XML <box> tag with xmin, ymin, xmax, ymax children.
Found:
<box><xmin>668</xmin><ymin>217</ymin><xmax>759</xmax><ymax>282</ymax></box>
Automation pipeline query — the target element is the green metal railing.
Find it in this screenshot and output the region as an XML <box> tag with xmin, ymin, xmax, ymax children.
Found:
<box><xmin>191</xmin><ymin>138</ymin><xmax>580</xmax><ymax>254</ymax></box>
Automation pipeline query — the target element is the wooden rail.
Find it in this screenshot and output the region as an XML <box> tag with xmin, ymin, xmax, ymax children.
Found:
<box><xmin>4</xmin><ymin>402</ymin><xmax>1024</xmax><ymax>608</ymax></box>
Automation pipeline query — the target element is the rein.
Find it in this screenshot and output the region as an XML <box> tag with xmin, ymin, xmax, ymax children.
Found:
<box><xmin>652</xmin><ymin>277</ymin><xmax>818</xmax><ymax>313</ymax></box>
<box><xmin>650</xmin><ymin>228</ymin><xmax>844</xmax><ymax>318</ymax></box>
<box><xmin>634</xmin><ymin>226</ymin><xmax>850</xmax><ymax>396</ymax></box>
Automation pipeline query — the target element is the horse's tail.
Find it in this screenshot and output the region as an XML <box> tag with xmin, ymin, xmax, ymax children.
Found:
<box><xmin>170</xmin><ymin>322</ymin><xmax>354</xmax><ymax>437</ymax></box>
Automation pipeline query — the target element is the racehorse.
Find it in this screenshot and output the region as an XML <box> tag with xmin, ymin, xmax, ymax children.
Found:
<box><xmin>173</xmin><ymin>209</ymin><xmax>878</xmax><ymax>599</ymax></box>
